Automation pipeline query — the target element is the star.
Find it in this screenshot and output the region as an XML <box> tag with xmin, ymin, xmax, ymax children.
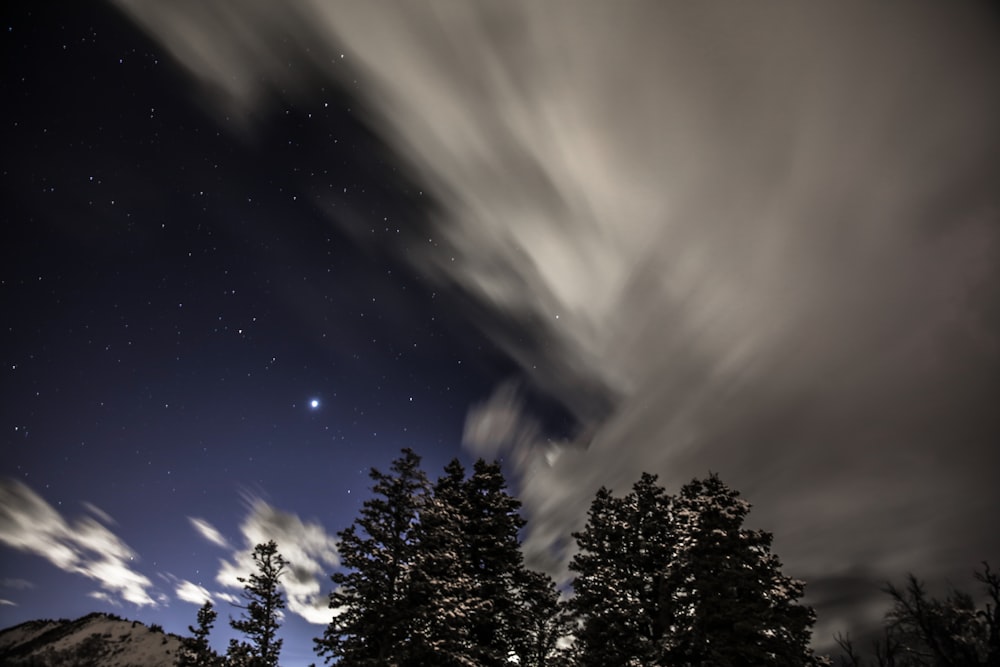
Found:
<box><xmin>309</xmin><ymin>399</ymin><xmax>320</xmax><ymax>410</ymax></box>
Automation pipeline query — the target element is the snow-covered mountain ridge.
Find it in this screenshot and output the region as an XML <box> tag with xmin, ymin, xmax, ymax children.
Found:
<box><xmin>0</xmin><ymin>611</ymin><xmax>183</xmax><ymax>667</ymax></box>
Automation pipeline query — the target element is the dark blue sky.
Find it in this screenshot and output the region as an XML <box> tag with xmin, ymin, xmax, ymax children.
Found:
<box><xmin>3</xmin><ymin>2</ymin><xmax>1000</xmax><ymax>665</ymax></box>
<box><xmin>0</xmin><ymin>3</ymin><xmax>517</xmax><ymax>663</ymax></box>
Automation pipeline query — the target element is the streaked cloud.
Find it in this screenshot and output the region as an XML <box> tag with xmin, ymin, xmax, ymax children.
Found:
<box><xmin>0</xmin><ymin>478</ymin><xmax>158</xmax><ymax>607</ymax></box>
<box><xmin>189</xmin><ymin>517</ymin><xmax>230</xmax><ymax>549</ymax></box>
<box><xmin>111</xmin><ymin>0</ymin><xmax>1000</xmax><ymax>649</ymax></box>
<box><xmin>0</xmin><ymin>599</ymin><xmax>16</xmax><ymax>607</ymax></box>
<box><xmin>214</xmin><ymin>591</ymin><xmax>239</xmax><ymax>606</ymax></box>
<box><xmin>215</xmin><ymin>497</ymin><xmax>339</xmax><ymax>625</ymax></box>
<box><xmin>175</xmin><ymin>579</ymin><xmax>213</xmax><ymax>605</ymax></box>
<box><xmin>82</xmin><ymin>502</ymin><xmax>116</xmax><ymax>526</ymax></box>
<box><xmin>88</xmin><ymin>590</ymin><xmax>117</xmax><ymax>606</ymax></box>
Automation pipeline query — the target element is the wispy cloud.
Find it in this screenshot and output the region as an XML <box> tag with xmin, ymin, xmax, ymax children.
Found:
<box><xmin>111</xmin><ymin>0</ymin><xmax>1000</xmax><ymax>647</ymax></box>
<box><xmin>0</xmin><ymin>479</ymin><xmax>158</xmax><ymax>607</ymax></box>
<box><xmin>215</xmin><ymin>497</ymin><xmax>339</xmax><ymax>625</ymax></box>
<box><xmin>82</xmin><ymin>502</ymin><xmax>116</xmax><ymax>526</ymax></box>
<box><xmin>1</xmin><ymin>578</ymin><xmax>33</xmax><ymax>590</ymax></box>
<box><xmin>175</xmin><ymin>579</ymin><xmax>213</xmax><ymax>605</ymax></box>
<box><xmin>189</xmin><ymin>517</ymin><xmax>230</xmax><ymax>549</ymax></box>
<box><xmin>88</xmin><ymin>590</ymin><xmax>118</xmax><ymax>606</ymax></box>
<box><xmin>165</xmin><ymin>569</ymin><xmax>237</xmax><ymax>608</ymax></box>
<box><xmin>214</xmin><ymin>591</ymin><xmax>239</xmax><ymax>606</ymax></box>
<box><xmin>0</xmin><ymin>599</ymin><xmax>16</xmax><ymax>607</ymax></box>
<box><xmin>0</xmin><ymin>577</ymin><xmax>33</xmax><ymax>608</ymax></box>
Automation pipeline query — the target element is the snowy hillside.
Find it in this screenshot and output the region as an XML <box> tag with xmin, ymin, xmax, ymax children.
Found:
<box><xmin>0</xmin><ymin>612</ymin><xmax>183</xmax><ymax>667</ymax></box>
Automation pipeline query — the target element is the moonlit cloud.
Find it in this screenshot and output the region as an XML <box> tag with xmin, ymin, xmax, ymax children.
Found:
<box><xmin>0</xmin><ymin>479</ymin><xmax>158</xmax><ymax>607</ymax></box>
<box><xmin>0</xmin><ymin>599</ymin><xmax>16</xmax><ymax>607</ymax></box>
<box><xmin>82</xmin><ymin>502</ymin><xmax>116</xmax><ymax>526</ymax></box>
<box><xmin>214</xmin><ymin>591</ymin><xmax>240</xmax><ymax>606</ymax></box>
<box><xmin>112</xmin><ymin>0</ymin><xmax>1000</xmax><ymax>649</ymax></box>
<box><xmin>216</xmin><ymin>497</ymin><xmax>339</xmax><ymax>625</ymax></box>
<box><xmin>175</xmin><ymin>579</ymin><xmax>213</xmax><ymax>605</ymax></box>
<box><xmin>189</xmin><ymin>517</ymin><xmax>230</xmax><ymax>549</ymax></box>
<box><xmin>88</xmin><ymin>590</ymin><xmax>117</xmax><ymax>606</ymax></box>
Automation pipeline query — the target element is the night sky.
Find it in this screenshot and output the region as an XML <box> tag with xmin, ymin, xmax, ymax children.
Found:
<box><xmin>2</xmin><ymin>2</ymin><xmax>999</xmax><ymax>665</ymax></box>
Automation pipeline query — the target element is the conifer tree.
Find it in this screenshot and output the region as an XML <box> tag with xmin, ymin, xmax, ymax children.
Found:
<box><xmin>464</xmin><ymin>459</ymin><xmax>531</xmax><ymax>666</ymax></box>
<box><xmin>570</xmin><ymin>472</ymin><xmax>823</xmax><ymax>666</ymax></box>
<box><xmin>314</xmin><ymin>448</ymin><xmax>429</xmax><ymax>667</ymax></box>
<box><xmin>661</xmin><ymin>474</ymin><xmax>822</xmax><ymax>666</ymax></box>
<box><xmin>511</xmin><ymin>568</ymin><xmax>572</xmax><ymax>667</ymax></box>
<box><xmin>177</xmin><ymin>600</ymin><xmax>222</xmax><ymax>667</ymax></box>
<box><xmin>569</xmin><ymin>473</ymin><xmax>673</xmax><ymax>666</ymax></box>
<box><xmin>408</xmin><ymin>459</ymin><xmax>483</xmax><ymax>666</ymax></box>
<box><xmin>406</xmin><ymin>457</ymin><xmax>564</xmax><ymax>666</ymax></box>
<box><xmin>228</xmin><ymin>540</ymin><xmax>287</xmax><ymax>667</ymax></box>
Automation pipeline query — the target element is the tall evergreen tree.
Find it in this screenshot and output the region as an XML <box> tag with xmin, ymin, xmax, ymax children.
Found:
<box><xmin>570</xmin><ymin>472</ymin><xmax>823</xmax><ymax>666</ymax></box>
<box><xmin>228</xmin><ymin>540</ymin><xmax>287</xmax><ymax>667</ymax></box>
<box><xmin>569</xmin><ymin>473</ymin><xmax>673</xmax><ymax>666</ymax></box>
<box><xmin>316</xmin><ymin>451</ymin><xmax>562</xmax><ymax>666</ymax></box>
<box><xmin>510</xmin><ymin>568</ymin><xmax>572</xmax><ymax>667</ymax></box>
<box><xmin>569</xmin><ymin>486</ymin><xmax>627</xmax><ymax>666</ymax></box>
<box><xmin>314</xmin><ymin>449</ymin><xmax>429</xmax><ymax>667</ymax></box>
<box><xmin>661</xmin><ymin>474</ymin><xmax>822</xmax><ymax>666</ymax></box>
<box><xmin>407</xmin><ymin>457</ymin><xmax>562</xmax><ymax>666</ymax></box>
<box><xmin>463</xmin><ymin>459</ymin><xmax>531</xmax><ymax>666</ymax></box>
<box><xmin>408</xmin><ymin>459</ymin><xmax>483</xmax><ymax>666</ymax></box>
<box><xmin>177</xmin><ymin>600</ymin><xmax>222</xmax><ymax>667</ymax></box>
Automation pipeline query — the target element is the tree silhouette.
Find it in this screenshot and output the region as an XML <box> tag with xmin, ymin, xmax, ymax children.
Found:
<box><xmin>177</xmin><ymin>600</ymin><xmax>222</xmax><ymax>667</ymax></box>
<box><xmin>836</xmin><ymin>562</ymin><xmax>1000</xmax><ymax>666</ymax></box>
<box><xmin>511</xmin><ymin>568</ymin><xmax>572</xmax><ymax>667</ymax></box>
<box><xmin>463</xmin><ymin>459</ymin><xmax>534</xmax><ymax>666</ymax></box>
<box><xmin>407</xmin><ymin>458</ymin><xmax>482</xmax><ymax>666</ymax></box>
<box><xmin>662</xmin><ymin>474</ymin><xmax>823</xmax><ymax>666</ymax></box>
<box><xmin>569</xmin><ymin>474</ymin><xmax>675</xmax><ymax>666</ymax></box>
<box><xmin>315</xmin><ymin>452</ymin><xmax>562</xmax><ymax>666</ymax></box>
<box><xmin>228</xmin><ymin>540</ymin><xmax>287</xmax><ymax>667</ymax></box>
<box><xmin>314</xmin><ymin>448</ymin><xmax>429</xmax><ymax>666</ymax></box>
<box><xmin>570</xmin><ymin>472</ymin><xmax>824</xmax><ymax>666</ymax></box>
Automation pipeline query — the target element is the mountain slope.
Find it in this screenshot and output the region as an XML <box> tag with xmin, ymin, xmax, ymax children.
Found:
<box><xmin>0</xmin><ymin>612</ymin><xmax>183</xmax><ymax>667</ymax></box>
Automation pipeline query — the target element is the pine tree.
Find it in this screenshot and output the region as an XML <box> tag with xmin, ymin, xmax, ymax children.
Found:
<box><xmin>177</xmin><ymin>601</ymin><xmax>222</xmax><ymax>667</ymax></box>
<box><xmin>408</xmin><ymin>459</ymin><xmax>483</xmax><ymax>666</ymax></box>
<box><xmin>228</xmin><ymin>540</ymin><xmax>287</xmax><ymax>667</ymax></box>
<box><xmin>226</xmin><ymin>638</ymin><xmax>255</xmax><ymax>667</ymax></box>
<box><xmin>661</xmin><ymin>474</ymin><xmax>822</xmax><ymax>666</ymax></box>
<box><xmin>406</xmin><ymin>457</ymin><xmax>564</xmax><ymax>666</ymax></box>
<box><xmin>569</xmin><ymin>473</ymin><xmax>673</xmax><ymax>666</ymax></box>
<box><xmin>463</xmin><ymin>459</ymin><xmax>531</xmax><ymax>666</ymax></box>
<box><xmin>569</xmin><ymin>472</ymin><xmax>823</xmax><ymax>666</ymax></box>
<box><xmin>316</xmin><ymin>451</ymin><xmax>562</xmax><ymax>666</ymax></box>
<box><xmin>510</xmin><ymin>568</ymin><xmax>572</xmax><ymax>667</ymax></box>
<box><xmin>314</xmin><ymin>448</ymin><xmax>429</xmax><ymax>667</ymax></box>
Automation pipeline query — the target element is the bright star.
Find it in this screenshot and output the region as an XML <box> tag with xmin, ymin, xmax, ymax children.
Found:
<box><xmin>309</xmin><ymin>399</ymin><xmax>320</xmax><ymax>409</ymax></box>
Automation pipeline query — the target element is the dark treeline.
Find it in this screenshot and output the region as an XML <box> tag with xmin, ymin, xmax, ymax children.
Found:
<box><xmin>179</xmin><ymin>449</ymin><xmax>1000</xmax><ymax>667</ymax></box>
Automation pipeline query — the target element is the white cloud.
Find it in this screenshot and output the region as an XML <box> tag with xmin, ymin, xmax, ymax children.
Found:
<box><xmin>1</xmin><ymin>578</ymin><xmax>33</xmax><ymax>590</ymax></box>
<box><xmin>111</xmin><ymin>0</ymin><xmax>1000</xmax><ymax>637</ymax></box>
<box><xmin>214</xmin><ymin>591</ymin><xmax>239</xmax><ymax>606</ymax></box>
<box><xmin>0</xmin><ymin>599</ymin><xmax>16</xmax><ymax>607</ymax></box>
<box><xmin>82</xmin><ymin>502</ymin><xmax>116</xmax><ymax>526</ymax></box>
<box><xmin>216</xmin><ymin>498</ymin><xmax>339</xmax><ymax>625</ymax></box>
<box><xmin>163</xmin><ymin>570</ymin><xmax>241</xmax><ymax>607</ymax></box>
<box><xmin>189</xmin><ymin>517</ymin><xmax>230</xmax><ymax>549</ymax></box>
<box><xmin>88</xmin><ymin>590</ymin><xmax>118</xmax><ymax>606</ymax></box>
<box><xmin>175</xmin><ymin>579</ymin><xmax>213</xmax><ymax>605</ymax></box>
<box><xmin>0</xmin><ymin>479</ymin><xmax>158</xmax><ymax>607</ymax></box>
